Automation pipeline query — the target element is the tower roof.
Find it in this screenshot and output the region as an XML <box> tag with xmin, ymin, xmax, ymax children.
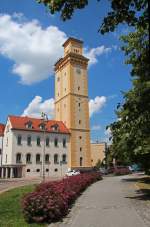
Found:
<box><xmin>62</xmin><ymin>37</ymin><xmax>83</xmax><ymax>47</ymax></box>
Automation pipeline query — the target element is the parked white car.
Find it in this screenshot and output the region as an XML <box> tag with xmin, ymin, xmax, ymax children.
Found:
<box><xmin>65</xmin><ymin>170</ymin><xmax>80</xmax><ymax>176</ymax></box>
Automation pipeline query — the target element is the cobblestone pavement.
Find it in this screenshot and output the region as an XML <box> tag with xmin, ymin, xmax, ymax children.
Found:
<box><xmin>122</xmin><ymin>174</ymin><xmax>150</xmax><ymax>227</ymax></box>
<box><xmin>49</xmin><ymin>174</ymin><xmax>149</xmax><ymax>227</ymax></box>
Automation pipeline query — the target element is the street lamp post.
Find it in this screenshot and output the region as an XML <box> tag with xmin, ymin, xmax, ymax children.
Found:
<box><xmin>41</xmin><ymin>112</ymin><xmax>48</xmax><ymax>182</ymax></box>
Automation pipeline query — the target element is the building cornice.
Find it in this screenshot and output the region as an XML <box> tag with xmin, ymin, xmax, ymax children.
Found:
<box><xmin>11</xmin><ymin>128</ymin><xmax>70</xmax><ymax>135</ymax></box>
<box><xmin>55</xmin><ymin>53</ymin><xmax>89</xmax><ymax>72</ymax></box>
<box><xmin>70</xmin><ymin>128</ymin><xmax>90</xmax><ymax>132</ymax></box>
<box><xmin>55</xmin><ymin>92</ymin><xmax>88</xmax><ymax>104</ymax></box>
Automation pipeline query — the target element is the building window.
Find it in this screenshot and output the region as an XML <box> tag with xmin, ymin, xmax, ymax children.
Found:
<box><xmin>46</xmin><ymin>168</ymin><xmax>49</xmax><ymax>172</ymax></box>
<box><xmin>36</xmin><ymin>169</ymin><xmax>40</xmax><ymax>172</ymax></box>
<box><xmin>79</xmin><ymin>136</ymin><xmax>82</xmax><ymax>139</ymax></box>
<box><xmin>54</xmin><ymin>154</ymin><xmax>59</xmax><ymax>164</ymax></box>
<box><xmin>25</xmin><ymin>122</ymin><xmax>32</xmax><ymax>129</ymax></box>
<box><xmin>78</xmin><ymin>86</ymin><xmax>80</xmax><ymax>91</ymax></box>
<box><xmin>45</xmin><ymin>154</ymin><xmax>50</xmax><ymax>163</ymax></box>
<box><xmin>46</xmin><ymin>138</ymin><xmax>49</xmax><ymax>147</ymax></box>
<box><xmin>39</xmin><ymin>123</ymin><xmax>45</xmax><ymax>130</ymax></box>
<box><xmin>6</xmin><ymin>137</ymin><xmax>8</xmax><ymax>146</ymax></box>
<box><xmin>27</xmin><ymin>169</ymin><xmax>30</xmax><ymax>172</ymax></box>
<box><xmin>54</xmin><ymin>138</ymin><xmax>58</xmax><ymax>147</ymax></box>
<box><xmin>16</xmin><ymin>153</ymin><xmax>21</xmax><ymax>163</ymax></box>
<box><xmin>80</xmin><ymin>157</ymin><xmax>83</xmax><ymax>166</ymax></box>
<box><xmin>26</xmin><ymin>153</ymin><xmax>31</xmax><ymax>163</ymax></box>
<box><xmin>17</xmin><ymin>135</ymin><xmax>22</xmax><ymax>145</ymax></box>
<box><xmin>37</xmin><ymin>137</ymin><xmax>41</xmax><ymax>146</ymax></box>
<box><xmin>63</xmin><ymin>138</ymin><xmax>66</xmax><ymax>148</ymax></box>
<box><xmin>27</xmin><ymin>136</ymin><xmax>31</xmax><ymax>146</ymax></box>
<box><xmin>62</xmin><ymin>154</ymin><xmax>67</xmax><ymax>163</ymax></box>
<box><xmin>51</xmin><ymin>124</ymin><xmax>59</xmax><ymax>132</ymax></box>
<box><xmin>54</xmin><ymin>168</ymin><xmax>58</xmax><ymax>172</ymax></box>
<box><xmin>36</xmin><ymin>154</ymin><xmax>41</xmax><ymax>163</ymax></box>
<box><xmin>78</xmin><ymin>103</ymin><xmax>81</xmax><ymax>107</ymax></box>
<box><xmin>5</xmin><ymin>154</ymin><xmax>7</xmax><ymax>163</ymax></box>
<box><xmin>80</xmin><ymin>147</ymin><xmax>82</xmax><ymax>151</ymax></box>
<box><xmin>79</xmin><ymin>120</ymin><xmax>81</xmax><ymax>124</ymax></box>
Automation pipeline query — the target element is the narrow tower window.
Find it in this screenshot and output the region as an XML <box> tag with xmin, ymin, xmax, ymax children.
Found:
<box><xmin>80</xmin><ymin>157</ymin><xmax>83</xmax><ymax>166</ymax></box>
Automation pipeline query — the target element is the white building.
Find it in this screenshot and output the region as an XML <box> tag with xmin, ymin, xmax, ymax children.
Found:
<box><xmin>0</xmin><ymin>123</ymin><xmax>5</xmax><ymax>166</ymax></box>
<box><xmin>0</xmin><ymin>116</ymin><xmax>70</xmax><ymax>178</ymax></box>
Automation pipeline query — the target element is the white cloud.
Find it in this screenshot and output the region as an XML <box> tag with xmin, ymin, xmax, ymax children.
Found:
<box><xmin>89</xmin><ymin>96</ymin><xmax>107</xmax><ymax>117</ymax></box>
<box><xmin>0</xmin><ymin>13</ymin><xmax>113</xmax><ymax>84</ymax></box>
<box><xmin>0</xmin><ymin>13</ymin><xmax>67</xmax><ymax>85</ymax></box>
<box><xmin>22</xmin><ymin>96</ymin><xmax>54</xmax><ymax>118</ymax></box>
<box><xmin>103</xmin><ymin>127</ymin><xmax>112</xmax><ymax>145</ymax></box>
<box><xmin>91</xmin><ymin>125</ymin><xmax>101</xmax><ymax>131</ymax></box>
<box><xmin>105</xmin><ymin>127</ymin><xmax>111</xmax><ymax>137</ymax></box>
<box><xmin>84</xmin><ymin>46</ymin><xmax>111</xmax><ymax>66</ymax></box>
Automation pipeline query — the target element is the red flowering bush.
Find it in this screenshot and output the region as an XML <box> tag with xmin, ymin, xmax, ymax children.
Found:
<box><xmin>22</xmin><ymin>172</ymin><xmax>102</xmax><ymax>224</ymax></box>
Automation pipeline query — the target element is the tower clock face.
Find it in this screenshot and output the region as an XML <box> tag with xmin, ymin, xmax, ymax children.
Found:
<box><xmin>76</xmin><ymin>66</ymin><xmax>82</xmax><ymax>75</ymax></box>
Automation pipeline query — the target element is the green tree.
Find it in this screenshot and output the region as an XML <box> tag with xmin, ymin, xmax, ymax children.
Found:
<box><xmin>95</xmin><ymin>159</ymin><xmax>102</xmax><ymax>169</ymax></box>
<box><xmin>37</xmin><ymin>0</ymin><xmax>148</xmax><ymax>31</ymax></box>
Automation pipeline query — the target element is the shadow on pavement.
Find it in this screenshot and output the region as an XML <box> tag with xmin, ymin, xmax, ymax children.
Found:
<box><xmin>122</xmin><ymin>177</ymin><xmax>140</xmax><ymax>182</ymax></box>
<box><xmin>125</xmin><ymin>189</ymin><xmax>150</xmax><ymax>201</ymax></box>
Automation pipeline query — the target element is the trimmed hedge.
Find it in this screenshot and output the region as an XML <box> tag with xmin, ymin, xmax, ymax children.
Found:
<box><xmin>22</xmin><ymin>172</ymin><xmax>102</xmax><ymax>224</ymax></box>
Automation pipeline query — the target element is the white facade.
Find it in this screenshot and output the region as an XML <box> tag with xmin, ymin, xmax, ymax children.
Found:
<box><xmin>1</xmin><ymin>117</ymin><xmax>70</xmax><ymax>178</ymax></box>
<box><xmin>0</xmin><ymin>136</ymin><xmax>3</xmax><ymax>166</ymax></box>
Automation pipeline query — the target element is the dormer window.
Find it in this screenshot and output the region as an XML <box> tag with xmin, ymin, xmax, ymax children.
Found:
<box><xmin>25</xmin><ymin>121</ymin><xmax>32</xmax><ymax>129</ymax></box>
<box><xmin>51</xmin><ymin>124</ymin><xmax>59</xmax><ymax>132</ymax></box>
<box><xmin>39</xmin><ymin>123</ymin><xmax>45</xmax><ymax>130</ymax></box>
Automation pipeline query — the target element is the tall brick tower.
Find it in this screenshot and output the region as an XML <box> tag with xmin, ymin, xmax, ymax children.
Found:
<box><xmin>54</xmin><ymin>37</ymin><xmax>91</xmax><ymax>169</ymax></box>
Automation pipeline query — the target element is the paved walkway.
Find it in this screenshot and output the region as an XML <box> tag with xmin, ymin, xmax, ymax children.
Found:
<box><xmin>49</xmin><ymin>174</ymin><xmax>149</xmax><ymax>227</ymax></box>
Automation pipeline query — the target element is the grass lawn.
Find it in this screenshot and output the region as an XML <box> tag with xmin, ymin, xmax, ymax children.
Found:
<box><xmin>0</xmin><ymin>185</ymin><xmax>47</xmax><ymax>227</ymax></box>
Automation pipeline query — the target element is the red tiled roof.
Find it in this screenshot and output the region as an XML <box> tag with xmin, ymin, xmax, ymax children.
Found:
<box><xmin>0</xmin><ymin>123</ymin><xmax>5</xmax><ymax>136</ymax></box>
<box><xmin>8</xmin><ymin>116</ymin><xmax>70</xmax><ymax>134</ymax></box>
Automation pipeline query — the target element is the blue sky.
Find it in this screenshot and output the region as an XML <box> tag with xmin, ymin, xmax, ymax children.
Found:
<box><xmin>0</xmin><ymin>0</ymin><xmax>132</xmax><ymax>142</ymax></box>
